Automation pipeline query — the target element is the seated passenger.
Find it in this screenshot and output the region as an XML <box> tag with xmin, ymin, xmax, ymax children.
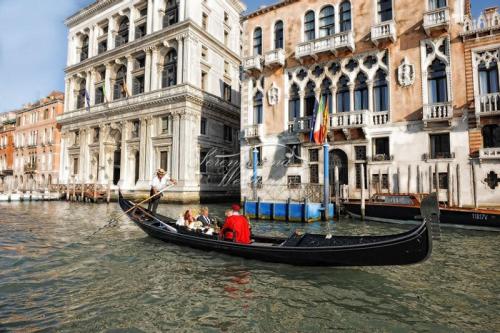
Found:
<box><xmin>184</xmin><ymin>209</ymin><xmax>203</xmax><ymax>230</ymax></box>
<box><xmin>219</xmin><ymin>204</ymin><xmax>251</xmax><ymax>244</ymax></box>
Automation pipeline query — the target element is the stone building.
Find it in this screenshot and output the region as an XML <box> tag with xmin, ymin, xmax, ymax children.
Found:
<box><xmin>13</xmin><ymin>92</ymin><xmax>64</xmax><ymax>189</ymax></box>
<box><xmin>462</xmin><ymin>7</ymin><xmax>500</xmax><ymax>206</ymax></box>
<box><xmin>0</xmin><ymin>111</ymin><xmax>17</xmax><ymax>189</ymax></box>
<box><xmin>239</xmin><ymin>0</ymin><xmax>490</xmax><ymax>207</ymax></box>
<box><xmin>59</xmin><ymin>0</ymin><xmax>245</xmax><ymax>202</ymax></box>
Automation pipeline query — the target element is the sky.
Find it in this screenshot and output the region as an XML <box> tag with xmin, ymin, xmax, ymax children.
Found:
<box><xmin>0</xmin><ymin>0</ymin><xmax>497</xmax><ymax>113</ymax></box>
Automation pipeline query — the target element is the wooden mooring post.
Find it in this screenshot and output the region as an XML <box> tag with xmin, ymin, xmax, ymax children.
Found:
<box><xmin>93</xmin><ymin>183</ymin><xmax>97</xmax><ymax>203</ymax></box>
<box><xmin>360</xmin><ymin>163</ymin><xmax>366</xmax><ymax>221</ymax></box>
<box><xmin>80</xmin><ymin>183</ymin><xmax>85</xmax><ymax>202</ymax></box>
<box><xmin>456</xmin><ymin>164</ymin><xmax>462</xmax><ymax>207</ymax></box>
<box><xmin>106</xmin><ymin>181</ymin><xmax>111</xmax><ymax>204</ymax></box>
<box><xmin>471</xmin><ymin>163</ymin><xmax>478</xmax><ymax>209</ymax></box>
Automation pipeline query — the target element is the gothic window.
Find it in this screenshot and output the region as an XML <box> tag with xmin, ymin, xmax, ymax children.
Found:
<box><xmin>337</xmin><ymin>75</ymin><xmax>350</xmax><ymax>112</ymax></box>
<box><xmin>80</xmin><ymin>35</ymin><xmax>89</xmax><ymax>61</ymax></box>
<box><xmin>355</xmin><ymin>72</ymin><xmax>369</xmax><ymax>110</ymax></box>
<box><xmin>253</xmin><ymin>91</ymin><xmax>263</xmax><ymax>124</ymax></box>
<box><xmin>339</xmin><ymin>1</ymin><xmax>352</xmax><ymax>32</ymax></box>
<box><xmin>428</xmin><ymin>59</ymin><xmax>448</xmax><ymax>103</ymax></box>
<box><xmin>162</xmin><ymin>50</ymin><xmax>177</xmax><ymax>88</ymax></box>
<box><xmin>304</xmin><ymin>11</ymin><xmax>315</xmax><ymax>41</ymax></box>
<box><xmin>274</xmin><ymin>21</ymin><xmax>284</xmax><ymax>49</ymax></box>
<box><xmin>373</xmin><ymin>70</ymin><xmax>389</xmax><ymax>112</ymax></box>
<box><xmin>482</xmin><ymin>125</ymin><xmax>500</xmax><ymax>148</ymax></box>
<box><xmin>305</xmin><ymin>81</ymin><xmax>316</xmax><ymax>117</ymax></box>
<box><xmin>113</xmin><ymin>65</ymin><xmax>127</xmax><ymax>100</ymax></box>
<box><xmin>429</xmin><ymin>0</ymin><xmax>447</xmax><ymax>10</ymax></box>
<box><xmin>288</xmin><ymin>83</ymin><xmax>300</xmax><ymax>120</ymax></box>
<box><xmin>378</xmin><ymin>0</ymin><xmax>393</xmax><ymax>22</ymax></box>
<box><xmin>478</xmin><ymin>60</ymin><xmax>499</xmax><ymax>95</ymax></box>
<box><xmin>115</xmin><ymin>17</ymin><xmax>129</xmax><ymax>47</ymax></box>
<box><xmin>163</xmin><ymin>0</ymin><xmax>179</xmax><ymax>28</ymax></box>
<box><xmin>319</xmin><ymin>6</ymin><xmax>335</xmax><ymax>37</ymax></box>
<box><xmin>253</xmin><ymin>27</ymin><xmax>262</xmax><ymax>56</ymax></box>
<box><xmin>321</xmin><ymin>78</ymin><xmax>333</xmax><ymax>112</ymax></box>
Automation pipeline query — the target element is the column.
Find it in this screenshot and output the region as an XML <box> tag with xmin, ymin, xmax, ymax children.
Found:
<box><xmin>67</xmin><ymin>35</ymin><xmax>74</xmax><ymax>66</ymax></box>
<box><xmin>64</xmin><ymin>78</ymin><xmax>71</xmax><ymax>113</ymax></box>
<box><xmin>105</xmin><ymin>63</ymin><xmax>113</xmax><ymax>102</ymax></box>
<box><xmin>68</xmin><ymin>78</ymin><xmax>76</xmax><ymax>111</ymax></box>
<box><xmin>119</xmin><ymin>122</ymin><xmax>127</xmax><ymax>187</ymax></box>
<box><xmin>178</xmin><ymin>113</ymin><xmax>188</xmax><ymax>185</ymax></box>
<box><xmin>330</xmin><ymin>87</ymin><xmax>337</xmax><ymax>114</ymax></box>
<box><xmin>145</xmin><ymin>117</ymin><xmax>154</xmax><ymax>182</ymax></box>
<box><xmin>98</xmin><ymin>125</ymin><xmax>106</xmax><ymax>184</ymax></box>
<box><xmin>138</xmin><ymin>118</ymin><xmax>147</xmax><ymax>182</ymax></box>
<box><xmin>88</xmin><ymin>26</ymin><xmax>95</xmax><ymax>58</ymax></box>
<box><xmin>171</xmin><ymin>113</ymin><xmax>180</xmax><ymax>180</ymax></box>
<box><xmin>349</xmin><ymin>82</ymin><xmax>355</xmax><ymax>112</ymax></box>
<box><xmin>151</xmin><ymin>47</ymin><xmax>159</xmax><ymax>90</ymax></box>
<box><xmin>153</xmin><ymin>0</ymin><xmax>161</xmax><ymax>31</ymax></box>
<box><xmin>179</xmin><ymin>0</ymin><xmax>185</xmax><ymax>21</ymax></box>
<box><xmin>107</xmin><ymin>17</ymin><xmax>115</xmax><ymax>51</ymax></box>
<box><xmin>126</xmin><ymin>56</ymin><xmax>134</xmax><ymax>97</ymax></box>
<box><xmin>59</xmin><ymin>134</ymin><xmax>67</xmax><ymax>183</ymax></box>
<box><xmin>79</xmin><ymin>128</ymin><xmax>87</xmax><ymax>182</ymax></box>
<box><xmin>85</xmin><ymin>71</ymin><xmax>92</xmax><ymax>107</ymax></box>
<box><xmin>367</xmin><ymin>80</ymin><xmax>374</xmax><ymax>112</ymax></box>
<box><xmin>176</xmin><ymin>37</ymin><xmax>184</xmax><ymax>84</ymax></box>
<box><xmin>89</xmin><ymin>69</ymin><xmax>96</xmax><ymax>105</ymax></box>
<box><xmin>129</xmin><ymin>9</ymin><xmax>136</xmax><ymax>43</ymax></box>
<box><xmin>146</xmin><ymin>0</ymin><xmax>154</xmax><ymax>34</ymax></box>
<box><xmin>299</xmin><ymin>91</ymin><xmax>305</xmax><ymax>118</ymax></box>
<box><xmin>144</xmin><ymin>48</ymin><xmax>152</xmax><ymax>92</ymax></box>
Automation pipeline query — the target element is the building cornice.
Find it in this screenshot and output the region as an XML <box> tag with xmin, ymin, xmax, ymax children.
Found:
<box><xmin>227</xmin><ymin>0</ymin><xmax>247</xmax><ymax>14</ymax></box>
<box><xmin>65</xmin><ymin>0</ymin><xmax>121</xmax><ymax>28</ymax></box>
<box><xmin>242</xmin><ymin>0</ymin><xmax>299</xmax><ymax>20</ymax></box>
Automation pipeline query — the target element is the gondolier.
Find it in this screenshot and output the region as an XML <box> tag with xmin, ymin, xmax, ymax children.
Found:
<box><xmin>148</xmin><ymin>168</ymin><xmax>175</xmax><ymax>213</ymax></box>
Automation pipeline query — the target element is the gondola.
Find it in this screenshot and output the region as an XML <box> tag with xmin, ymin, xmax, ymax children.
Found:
<box><xmin>119</xmin><ymin>191</ymin><xmax>433</xmax><ymax>267</ymax></box>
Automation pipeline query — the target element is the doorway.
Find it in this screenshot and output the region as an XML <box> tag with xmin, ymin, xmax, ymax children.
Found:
<box><xmin>113</xmin><ymin>150</ymin><xmax>121</xmax><ymax>185</ymax></box>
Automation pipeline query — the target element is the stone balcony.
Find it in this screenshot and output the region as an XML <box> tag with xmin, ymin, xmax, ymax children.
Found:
<box><xmin>423</xmin><ymin>102</ymin><xmax>453</xmax><ymax>125</ymax></box>
<box><xmin>288</xmin><ymin>117</ymin><xmax>313</xmax><ymax>133</ymax></box>
<box><xmin>264</xmin><ymin>49</ymin><xmax>285</xmax><ymax>68</ymax></box>
<box><xmin>371</xmin><ymin>21</ymin><xmax>397</xmax><ymax>45</ymax></box>
<box><xmin>475</xmin><ymin>93</ymin><xmax>500</xmax><ymax>119</ymax></box>
<box><xmin>242</xmin><ymin>124</ymin><xmax>264</xmax><ymax>141</ymax></box>
<box><xmin>295</xmin><ymin>31</ymin><xmax>355</xmax><ymax>60</ymax></box>
<box><xmin>330</xmin><ymin>110</ymin><xmax>370</xmax><ymax>129</ymax></box>
<box><xmin>242</xmin><ymin>55</ymin><xmax>263</xmax><ymax>72</ymax></box>
<box><xmin>479</xmin><ymin>147</ymin><xmax>500</xmax><ymax>160</ymax></box>
<box><xmin>423</xmin><ymin>7</ymin><xmax>450</xmax><ymax>35</ymax></box>
<box><xmin>372</xmin><ymin>111</ymin><xmax>390</xmax><ymax>125</ymax></box>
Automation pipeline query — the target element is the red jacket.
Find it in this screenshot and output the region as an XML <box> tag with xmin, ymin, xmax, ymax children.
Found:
<box><xmin>220</xmin><ymin>215</ymin><xmax>251</xmax><ymax>244</ymax></box>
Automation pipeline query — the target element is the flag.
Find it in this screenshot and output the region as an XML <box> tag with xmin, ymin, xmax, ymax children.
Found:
<box><xmin>313</xmin><ymin>96</ymin><xmax>325</xmax><ymax>144</ymax></box>
<box><xmin>320</xmin><ymin>96</ymin><xmax>329</xmax><ymax>143</ymax></box>
<box><xmin>309</xmin><ymin>98</ymin><xmax>319</xmax><ymax>142</ymax></box>
<box><xmin>85</xmin><ymin>90</ymin><xmax>91</xmax><ymax>112</ymax></box>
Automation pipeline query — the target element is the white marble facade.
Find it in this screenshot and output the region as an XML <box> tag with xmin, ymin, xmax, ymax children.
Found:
<box><xmin>59</xmin><ymin>0</ymin><xmax>245</xmax><ymax>202</ymax></box>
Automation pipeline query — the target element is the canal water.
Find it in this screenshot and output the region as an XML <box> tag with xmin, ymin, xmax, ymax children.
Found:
<box><xmin>0</xmin><ymin>201</ymin><xmax>499</xmax><ymax>332</ymax></box>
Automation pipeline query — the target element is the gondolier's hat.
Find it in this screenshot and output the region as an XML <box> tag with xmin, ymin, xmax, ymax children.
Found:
<box><xmin>157</xmin><ymin>168</ymin><xmax>166</xmax><ymax>175</ymax></box>
<box><xmin>231</xmin><ymin>204</ymin><xmax>240</xmax><ymax>211</ymax></box>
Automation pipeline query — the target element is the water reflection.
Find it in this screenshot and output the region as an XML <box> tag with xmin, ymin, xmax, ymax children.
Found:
<box><xmin>0</xmin><ymin>201</ymin><xmax>499</xmax><ymax>332</ymax></box>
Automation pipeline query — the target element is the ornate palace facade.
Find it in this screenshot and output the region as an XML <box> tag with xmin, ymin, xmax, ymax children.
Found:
<box><xmin>0</xmin><ymin>112</ymin><xmax>17</xmax><ymax>187</ymax></box>
<box><xmin>239</xmin><ymin>0</ymin><xmax>498</xmax><ymax>207</ymax></box>
<box><xmin>59</xmin><ymin>0</ymin><xmax>245</xmax><ymax>202</ymax></box>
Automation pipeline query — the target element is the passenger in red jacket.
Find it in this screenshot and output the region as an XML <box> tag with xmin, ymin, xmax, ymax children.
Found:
<box><xmin>220</xmin><ymin>204</ymin><xmax>251</xmax><ymax>244</ymax></box>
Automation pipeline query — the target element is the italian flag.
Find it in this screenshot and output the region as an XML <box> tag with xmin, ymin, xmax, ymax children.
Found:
<box><xmin>313</xmin><ymin>96</ymin><xmax>329</xmax><ymax>144</ymax></box>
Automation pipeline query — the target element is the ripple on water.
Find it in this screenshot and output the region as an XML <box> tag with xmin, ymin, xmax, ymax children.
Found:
<box><xmin>0</xmin><ymin>201</ymin><xmax>499</xmax><ymax>332</ymax></box>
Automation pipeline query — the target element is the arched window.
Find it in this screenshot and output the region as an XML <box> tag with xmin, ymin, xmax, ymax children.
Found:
<box><xmin>289</xmin><ymin>83</ymin><xmax>300</xmax><ymax>120</ymax></box>
<box><xmin>482</xmin><ymin>125</ymin><xmax>500</xmax><ymax>148</ymax></box>
<box><xmin>377</xmin><ymin>0</ymin><xmax>393</xmax><ymax>22</ymax></box>
<box><xmin>113</xmin><ymin>65</ymin><xmax>127</xmax><ymax>100</ymax></box>
<box><xmin>305</xmin><ymin>81</ymin><xmax>316</xmax><ymax>117</ymax></box>
<box><xmin>478</xmin><ymin>61</ymin><xmax>499</xmax><ymax>95</ymax></box>
<box><xmin>253</xmin><ymin>91</ymin><xmax>263</xmax><ymax>124</ymax></box>
<box><xmin>319</xmin><ymin>6</ymin><xmax>335</xmax><ymax>37</ymax></box>
<box><xmin>253</xmin><ymin>28</ymin><xmax>262</xmax><ymax>56</ymax></box>
<box><xmin>336</xmin><ymin>75</ymin><xmax>350</xmax><ymax>112</ymax></box>
<box><xmin>428</xmin><ymin>59</ymin><xmax>448</xmax><ymax>103</ymax></box>
<box><xmin>354</xmin><ymin>72</ymin><xmax>368</xmax><ymax>110</ymax></box>
<box><xmin>80</xmin><ymin>35</ymin><xmax>89</xmax><ymax>61</ymax></box>
<box><xmin>162</xmin><ymin>50</ymin><xmax>177</xmax><ymax>88</ymax></box>
<box><xmin>163</xmin><ymin>0</ymin><xmax>179</xmax><ymax>28</ymax></box>
<box><xmin>339</xmin><ymin>1</ymin><xmax>352</xmax><ymax>32</ymax></box>
<box><xmin>77</xmin><ymin>79</ymin><xmax>86</xmax><ymax>109</ymax></box>
<box><xmin>321</xmin><ymin>78</ymin><xmax>333</xmax><ymax>112</ymax></box>
<box><xmin>373</xmin><ymin>70</ymin><xmax>389</xmax><ymax>112</ymax></box>
<box><xmin>274</xmin><ymin>21</ymin><xmax>284</xmax><ymax>49</ymax></box>
<box><xmin>304</xmin><ymin>11</ymin><xmax>315</xmax><ymax>41</ymax></box>
<box><xmin>115</xmin><ymin>17</ymin><xmax>129</xmax><ymax>47</ymax></box>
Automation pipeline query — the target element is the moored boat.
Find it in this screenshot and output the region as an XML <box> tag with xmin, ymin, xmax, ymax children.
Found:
<box><xmin>344</xmin><ymin>193</ymin><xmax>500</xmax><ymax>231</ymax></box>
<box><xmin>119</xmin><ymin>191</ymin><xmax>433</xmax><ymax>266</ymax></box>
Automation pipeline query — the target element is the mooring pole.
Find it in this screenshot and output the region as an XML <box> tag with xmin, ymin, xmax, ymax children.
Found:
<box><xmin>323</xmin><ymin>142</ymin><xmax>330</xmax><ymax>221</ymax></box>
<box><xmin>361</xmin><ymin>163</ymin><xmax>365</xmax><ymax>221</ymax></box>
<box><xmin>252</xmin><ymin>147</ymin><xmax>258</xmax><ymax>201</ymax></box>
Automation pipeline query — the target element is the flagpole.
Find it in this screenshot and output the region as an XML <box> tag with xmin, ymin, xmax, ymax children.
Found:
<box><xmin>322</xmin><ymin>95</ymin><xmax>330</xmax><ymax>221</ymax></box>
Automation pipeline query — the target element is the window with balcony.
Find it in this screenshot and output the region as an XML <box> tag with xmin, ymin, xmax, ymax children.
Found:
<box><xmin>162</xmin><ymin>50</ymin><xmax>177</xmax><ymax>88</ymax></box>
<box><xmin>274</xmin><ymin>20</ymin><xmax>284</xmax><ymax>49</ymax></box>
<box><xmin>304</xmin><ymin>11</ymin><xmax>315</xmax><ymax>41</ymax></box>
<box><xmin>428</xmin><ymin>59</ymin><xmax>448</xmax><ymax>103</ymax></box>
<box><xmin>80</xmin><ymin>35</ymin><xmax>89</xmax><ymax>61</ymax></box>
<box><xmin>319</xmin><ymin>6</ymin><xmax>335</xmax><ymax>37</ymax></box>
<box><xmin>253</xmin><ymin>91</ymin><xmax>263</xmax><ymax>124</ymax></box>
<box><xmin>377</xmin><ymin>0</ymin><xmax>393</xmax><ymax>22</ymax></box>
<box><xmin>429</xmin><ymin>133</ymin><xmax>451</xmax><ymax>159</ymax></box>
<box><xmin>337</xmin><ymin>75</ymin><xmax>350</xmax><ymax>112</ymax></box>
<box><xmin>339</xmin><ymin>1</ymin><xmax>352</xmax><ymax>32</ymax></box>
<box><xmin>373</xmin><ymin>137</ymin><xmax>390</xmax><ymax>161</ymax></box>
<box><xmin>429</xmin><ymin>0</ymin><xmax>447</xmax><ymax>10</ymax></box>
<box><xmin>113</xmin><ymin>66</ymin><xmax>127</xmax><ymax>100</ymax></box>
<box><xmin>374</xmin><ymin>69</ymin><xmax>388</xmax><ymax>112</ymax></box>
<box><xmin>482</xmin><ymin>125</ymin><xmax>500</xmax><ymax>148</ymax></box>
<box><xmin>305</xmin><ymin>81</ymin><xmax>316</xmax><ymax>117</ymax></box>
<box><xmin>289</xmin><ymin>84</ymin><xmax>300</xmax><ymax>120</ymax></box>
<box><xmin>479</xmin><ymin>61</ymin><xmax>499</xmax><ymax>95</ymax></box>
<box><xmin>115</xmin><ymin>17</ymin><xmax>129</xmax><ymax>47</ymax></box>
<box><xmin>253</xmin><ymin>27</ymin><xmax>262</xmax><ymax>56</ymax></box>
<box><xmin>164</xmin><ymin>0</ymin><xmax>179</xmax><ymax>28</ymax></box>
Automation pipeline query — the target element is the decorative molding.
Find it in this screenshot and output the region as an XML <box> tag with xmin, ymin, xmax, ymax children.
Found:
<box><xmin>397</xmin><ymin>57</ymin><xmax>415</xmax><ymax>87</ymax></box>
<box><xmin>267</xmin><ymin>82</ymin><xmax>280</xmax><ymax>106</ymax></box>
